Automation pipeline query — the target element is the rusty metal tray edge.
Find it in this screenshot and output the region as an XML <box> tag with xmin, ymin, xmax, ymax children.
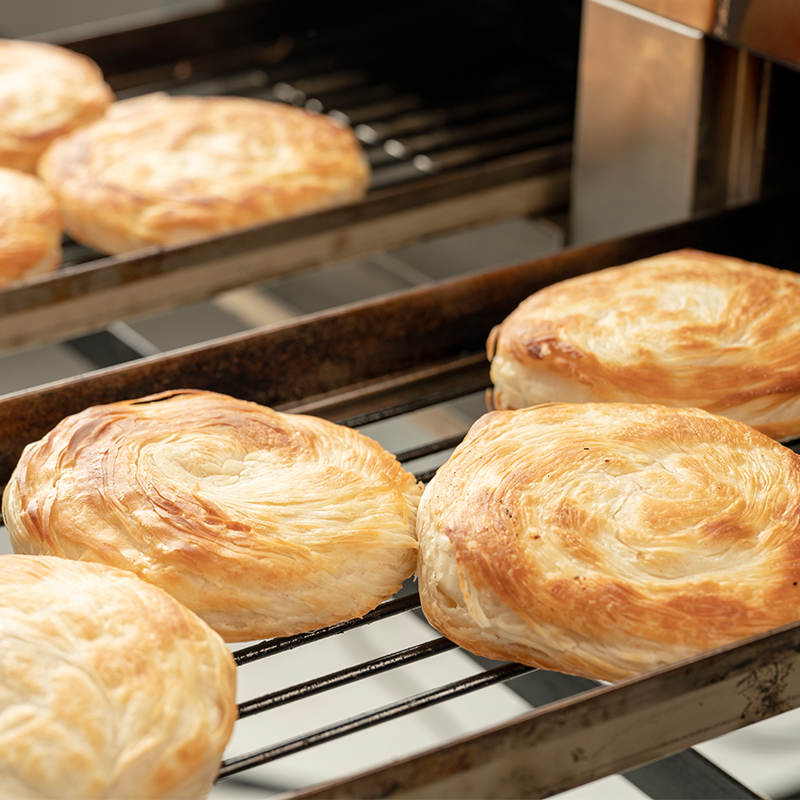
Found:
<box><xmin>0</xmin><ymin>146</ymin><xmax>570</xmax><ymax>353</ymax></box>
<box><xmin>281</xmin><ymin>619</ymin><xmax>800</xmax><ymax>798</ymax></box>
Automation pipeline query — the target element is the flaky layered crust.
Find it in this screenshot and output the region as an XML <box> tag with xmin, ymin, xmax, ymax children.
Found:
<box><xmin>487</xmin><ymin>249</ymin><xmax>800</xmax><ymax>441</ymax></box>
<box><xmin>0</xmin><ymin>554</ymin><xmax>236</xmax><ymax>799</ymax></box>
<box><xmin>417</xmin><ymin>403</ymin><xmax>800</xmax><ymax>681</ymax></box>
<box><xmin>37</xmin><ymin>93</ymin><xmax>371</xmax><ymax>254</ymax></box>
<box><xmin>0</xmin><ymin>39</ymin><xmax>113</xmax><ymax>174</ymax></box>
<box><xmin>0</xmin><ymin>167</ymin><xmax>63</xmax><ymax>287</ymax></box>
<box><xmin>4</xmin><ymin>389</ymin><xmax>421</xmax><ymax>642</ymax></box>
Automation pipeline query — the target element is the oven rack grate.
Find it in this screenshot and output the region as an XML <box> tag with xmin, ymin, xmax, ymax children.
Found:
<box><xmin>219</xmin><ymin>417</ymin><xmax>540</xmax><ymax>785</ymax></box>
<box><xmin>210</xmin><ymin>359</ymin><xmax>779</xmax><ymax>799</ymax></box>
<box><xmin>219</xmin><ymin>598</ymin><xmax>764</xmax><ymax>800</ymax></box>
<box><xmin>223</xmin><ymin>594</ymin><xmax>534</xmax><ymax>781</ymax></box>
<box><xmin>54</xmin><ymin>0</ymin><xmax>578</xmax><ymax>271</ymax></box>
<box><xmin>0</xmin><ymin>1</ymin><xmax>576</xmax><ymax>355</ymax></box>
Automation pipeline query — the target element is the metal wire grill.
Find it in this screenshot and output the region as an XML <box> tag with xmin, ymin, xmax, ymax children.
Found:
<box><xmin>211</xmin><ymin>385</ymin><xmax>769</xmax><ymax>799</ymax></box>
<box><xmin>223</xmin><ymin>597</ymin><xmax>535</xmax><ymax>781</ymax></box>
<box><xmin>217</xmin><ymin>394</ymin><xmax>521</xmax><ymax>785</ymax></box>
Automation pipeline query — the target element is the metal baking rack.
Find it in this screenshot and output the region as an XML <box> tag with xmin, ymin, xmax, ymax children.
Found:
<box><xmin>2</xmin><ymin>194</ymin><xmax>800</xmax><ymax>798</ymax></box>
<box><xmin>1</xmin><ymin>0</ymin><xmax>578</xmax><ymax>354</ymax></box>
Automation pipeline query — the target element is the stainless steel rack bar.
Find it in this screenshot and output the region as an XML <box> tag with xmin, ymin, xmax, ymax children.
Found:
<box><xmin>235</xmin><ymin>635</ymin><xmax>461</xmax><ymax>721</ymax></box>
<box><xmin>232</xmin><ymin>593</ymin><xmax>425</xmax><ymax>667</ymax></box>
<box><xmin>284</xmin><ymin>619</ymin><xmax>800</xmax><ymax>799</ymax></box>
<box><xmin>222</xmin><ymin>661</ymin><xmax>535</xmax><ymax>780</ymax></box>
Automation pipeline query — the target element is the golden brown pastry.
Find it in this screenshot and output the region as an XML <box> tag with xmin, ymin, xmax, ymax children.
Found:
<box><xmin>0</xmin><ymin>167</ymin><xmax>63</xmax><ymax>288</ymax></box>
<box><xmin>417</xmin><ymin>402</ymin><xmax>800</xmax><ymax>681</ymax></box>
<box><xmin>487</xmin><ymin>249</ymin><xmax>800</xmax><ymax>441</ymax></box>
<box><xmin>0</xmin><ymin>38</ymin><xmax>113</xmax><ymax>174</ymax></box>
<box><xmin>4</xmin><ymin>389</ymin><xmax>421</xmax><ymax>642</ymax></box>
<box><xmin>0</xmin><ymin>554</ymin><xmax>236</xmax><ymax>799</ymax></box>
<box><xmin>37</xmin><ymin>92</ymin><xmax>371</xmax><ymax>254</ymax></box>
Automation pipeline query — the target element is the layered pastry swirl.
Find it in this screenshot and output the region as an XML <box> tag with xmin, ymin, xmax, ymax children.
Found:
<box><xmin>487</xmin><ymin>249</ymin><xmax>800</xmax><ymax>441</ymax></box>
<box><xmin>417</xmin><ymin>402</ymin><xmax>800</xmax><ymax>680</ymax></box>
<box><xmin>0</xmin><ymin>167</ymin><xmax>63</xmax><ymax>287</ymax></box>
<box><xmin>3</xmin><ymin>390</ymin><xmax>421</xmax><ymax>642</ymax></box>
<box><xmin>0</xmin><ymin>38</ymin><xmax>113</xmax><ymax>174</ymax></box>
<box><xmin>0</xmin><ymin>554</ymin><xmax>236</xmax><ymax>799</ymax></box>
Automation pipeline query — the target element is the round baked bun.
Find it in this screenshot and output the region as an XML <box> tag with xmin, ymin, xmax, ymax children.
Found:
<box><xmin>417</xmin><ymin>402</ymin><xmax>800</xmax><ymax>681</ymax></box>
<box><xmin>0</xmin><ymin>38</ymin><xmax>113</xmax><ymax>174</ymax></box>
<box><xmin>3</xmin><ymin>389</ymin><xmax>421</xmax><ymax>642</ymax></box>
<box><xmin>0</xmin><ymin>166</ymin><xmax>63</xmax><ymax>287</ymax></box>
<box><xmin>37</xmin><ymin>92</ymin><xmax>371</xmax><ymax>254</ymax></box>
<box><xmin>487</xmin><ymin>249</ymin><xmax>800</xmax><ymax>442</ymax></box>
<box><xmin>0</xmin><ymin>554</ymin><xmax>236</xmax><ymax>800</ymax></box>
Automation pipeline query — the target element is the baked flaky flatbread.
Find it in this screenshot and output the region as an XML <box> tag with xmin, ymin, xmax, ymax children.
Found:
<box><xmin>487</xmin><ymin>249</ymin><xmax>800</xmax><ymax>441</ymax></box>
<box><xmin>0</xmin><ymin>167</ymin><xmax>63</xmax><ymax>288</ymax></box>
<box><xmin>37</xmin><ymin>92</ymin><xmax>371</xmax><ymax>254</ymax></box>
<box><xmin>0</xmin><ymin>554</ymin><xmax>236</xmax><ymax>800</ymax></box>
<box><xmin>0</xmin><ymin>38</ymin><xmax>113</xmax><ymax>174</ymax></box>
<box><xmin>3</xmin><ymin>389</ymin><xmax>421</xmax><ymax>642</ymax></box>
<box><xmin>417</xmin><ymin>402</ymin><xmax>800</xmax><ymax>681</ymax></box>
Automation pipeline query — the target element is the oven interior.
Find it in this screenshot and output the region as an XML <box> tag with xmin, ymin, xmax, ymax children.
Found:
<box><xmin>2</xmin><ymin>1</ymin><xmax>800</xmax><ymax>798</ymax></box>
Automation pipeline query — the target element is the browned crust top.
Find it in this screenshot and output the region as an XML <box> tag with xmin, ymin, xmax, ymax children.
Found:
<box><xmin>3</xmin><ymin>389</ymin><xmax>420</xmax><ymax>642</ymax></box>
<box><xmin>488</xmin><ymin>250</ymin><xmax>800</xmax><ymax>439</ymax></box>
<box><xmin>419</xmin><ymin>402</ymin><xmax>800</xmax><ymax>679</ymax></box>
<box><xmin>37</xmin><ymin>93</ymin><xmax>370</xmax><ymax>253</ymax></box>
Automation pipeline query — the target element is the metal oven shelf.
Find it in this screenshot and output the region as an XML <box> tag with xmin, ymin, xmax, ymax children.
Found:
<box><xmin>2</xmin><ymin>194</ymin><xmax>799</xmax><ymax>798</ymax></box>
<box><xmin>2</xmin><ymin>0</ymin><xmax>579</xmax><ymax>354</ymax></box>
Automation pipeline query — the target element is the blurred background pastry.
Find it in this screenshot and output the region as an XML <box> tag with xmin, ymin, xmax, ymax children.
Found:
<box><xmin>0</xmin><ymin>38</ymin><xmax>113</xmax><ymax>174</ymax></box>
<box><xmin>0</xmin><ymin>166</ymin><xmax>63</xmax><ymax>288</ymax></box>
<box><xmin>37</xmin><ymin>93</ymin><xmax>371</xmax><ymax>254</ymax></box>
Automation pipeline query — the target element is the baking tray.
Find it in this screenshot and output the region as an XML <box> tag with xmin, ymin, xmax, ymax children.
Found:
<box><xmin>1</xmin><ymin>194</ymin><xmax>798</xmax><ymax>798</ymax></box>
<box><xmin>1</xmin><ymin>0</ymin><xmax>578</xmax><ymax>354</ymax></box>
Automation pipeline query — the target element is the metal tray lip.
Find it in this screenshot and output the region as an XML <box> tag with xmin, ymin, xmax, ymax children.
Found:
<box><xmin>1</xmin><ymin>192</ymin><xmax>797</xmax><ymax>398</ymax></box>
<box><xmin>28</xmin><ymin>0</ymin><xmax>266</xmax><ymax>48</ymax></box>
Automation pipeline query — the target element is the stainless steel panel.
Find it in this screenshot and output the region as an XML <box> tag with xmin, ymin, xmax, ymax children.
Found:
<box><xmin>571</xmin><ymin>0</ymin><xmax>772</xmax><ymax>244</ymax></box>
<box><xmin>571</xmin><ymin>0</ymin><xmax>705</xmax><ymax>243</ymax></box>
